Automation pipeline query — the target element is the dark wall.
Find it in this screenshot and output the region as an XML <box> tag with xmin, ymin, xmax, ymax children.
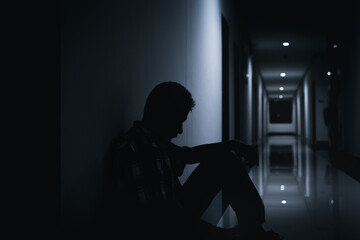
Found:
<box><xmin>327</xmin><ymin>0</ymin><xmax>360</xmax><ymax>158</ymax></box>
<box><xmin>342</xmin><ymin>1</ymin><xmax>360</xmax><ymax>157</ymax></box>
<box><xmin>312</xmin><ymin>55</ymin><xmax>329</xmax><ymax>143</ymax></box>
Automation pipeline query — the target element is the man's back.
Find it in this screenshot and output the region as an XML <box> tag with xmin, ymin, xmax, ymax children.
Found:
<box><xmin>104</xmin><ymin>121</ymin><xmax>188</xmax><ymax>239</ymax></box>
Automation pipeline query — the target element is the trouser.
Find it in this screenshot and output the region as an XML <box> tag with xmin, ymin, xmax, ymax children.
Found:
<box><xmin>180</xmin><ymin>151</ymin><xmax>266</xmax><ymax>239</ymax></box>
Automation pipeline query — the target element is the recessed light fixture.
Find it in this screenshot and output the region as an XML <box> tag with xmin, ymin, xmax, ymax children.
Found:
<box><xmin>279</xmin><ymin>87</ymin><xmax>284</xmax><ymax>91</ymax></box>
<box><xmin>280</xmin><ymin>73</ymin><xmax>286</xmax><ymax>77</ymax></box>
<box><xmin>283</xmin><ymin>42</ymin><xmax>290</xmax><ymax>47</ymax></box>
<box><xmin>327</xmin><ymin>71</ymin><xmax>331</xmax><ymax>76</ymax></box>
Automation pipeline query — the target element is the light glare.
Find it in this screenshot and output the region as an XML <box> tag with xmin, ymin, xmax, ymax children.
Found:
<box><xmin>279</xmin><ymin>87</ymin><xmax>284</xmax><ymax>91</ymax></box>
<box><xmin>281</xmin><ymin>200</ymin><xmax>287</xmax><ymax>204</ymax></box>
<box><xmin>280</xmin><ymin>185</ymin><xmax>285</xmax><ymax>191</ymax></box>
<box><xmin>280</xmin><ymin>73</ymin><xmax>286</xmax><ymax>77</ymax></box>
<box><xmin>283</xmin><ymin>42</ymin><xmax>289</xmax><ymax>47</ymax></box>
<box><xmin>327</xmin><ymin>71</ymin><xmax>331</xmax><ymax>76</ymax></box>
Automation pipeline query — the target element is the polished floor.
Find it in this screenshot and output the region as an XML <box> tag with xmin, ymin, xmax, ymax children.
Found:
<box><xmin>217</xmin><ymin>135</ymin><xmax>360</xmax><ymax>240</ymax></box>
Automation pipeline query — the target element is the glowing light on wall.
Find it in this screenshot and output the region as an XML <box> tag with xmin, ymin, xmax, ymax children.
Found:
<box><xmin>281</xmin><ymin>200</ymin><xmax>287</xmax><ymax>204</ymax></box>
<box><xmin>280</xmin><ymin>185</ymin><xmax>285</xmax><ymax>191</ymax></box>
<box><xmin>280</xmin><ymin>73</ymin><xmax>286</xmax><ymax>77</ymax></box>
<box><xmin>327</xmin><ymin>71</ymin><xmax>331</xmax><ymax>76</ymax></box>
<box><xmin>279</xmin><ymin>87</ymin><xmax>284</xmax><ymax>91</ymax></box>
<box><xmin>279</xmin><ymin>95</ymin><xmax>283</xmax><ymax>99</ymax></box>
<box><xmin>178</xmin><ymin>0</ymin><xmax>222</xmax><ymax>184</ymax></box>
<box><xmin>246</xmin><ymin>57</ymin><xmax>253</xmax><ymax>143</ymax></box>
<box><xmin>333</xmin><ymin>44</ymin><xmax>337</xmax><ymax>48</ymax></box>
<box><xmin>283</xmin><ymin>42</ymin><xmax>290</xmax><ymax>47</ymax></box>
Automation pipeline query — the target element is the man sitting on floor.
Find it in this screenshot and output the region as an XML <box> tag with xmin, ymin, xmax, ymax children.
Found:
<box><xmin>104</xmin><ymin>81</ymin><xmax>283</xmax><ymax>240</ymax></box>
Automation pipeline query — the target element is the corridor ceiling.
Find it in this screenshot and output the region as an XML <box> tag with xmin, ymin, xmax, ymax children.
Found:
<box><xmin>236</xmin><ymin>0</ymin><xmax>354</xmax><ymax>99</ymax></box>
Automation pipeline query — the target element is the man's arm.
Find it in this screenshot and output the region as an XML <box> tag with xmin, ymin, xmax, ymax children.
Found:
<box><xmin>173</xmin><ymin>140</ymin><xmax>259</xmax><ymax>167</ymax></box>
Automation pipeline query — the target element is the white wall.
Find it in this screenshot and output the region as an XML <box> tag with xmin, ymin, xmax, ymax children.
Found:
<box><xmin>315</xmin><ymin>78</ymin><xmax>329</xmax><ymax>142</ymax></box>
<box><xmin>295</xmin><ymin>68</ymin><xmax>313</xmax><ymax>143</ymax></box>
<box><xmin>295</xmin><ymin>55</ymin><xmax>331</xmax><ymax>145</ymax></box>
<box><xmin>306</xmin><ymin>55</ymin><xmax>329</xmax><ymax>144</ymax></box>
<box><xmin>296</xmin><ymin>90</ymin><xmax>301</xmax><ymax>136</ymax></box>
<box><xmin>245</xmin><ymin>56</ymin><xmax>254</xmax><ymax>143</ymax></box>
<box><xmin>303</xmin><ymin>75</ymin><xmax>311</xmax><ymax>140</ymax></box>
<box><xmin>263</xmin><ymin>91</ymin><xmax>269</xmax><ymax>136</ymax></box>
<box><xmin>257</xmin><ymin>74</ymin><xmax>263</xmax><ymax>141</ymax></box>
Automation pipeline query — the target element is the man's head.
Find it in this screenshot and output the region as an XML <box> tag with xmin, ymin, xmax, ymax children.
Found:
<box><xmin>142</xmin><ymin>82</ymin><xmax>195</xmax><ymax>141</ymax></box>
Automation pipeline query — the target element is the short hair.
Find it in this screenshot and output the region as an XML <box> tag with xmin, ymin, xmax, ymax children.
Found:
<box><xmin>143</xmin><ymin>82</ymin><xmax>195</xmax><ymax>120</ymax></box>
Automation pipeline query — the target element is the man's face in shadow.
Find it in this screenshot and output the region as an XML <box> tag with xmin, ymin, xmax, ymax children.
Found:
<box><xmin>158</xmin><ymin>108</ymin><xmax>188</xmax><ymax>142</ymax></box>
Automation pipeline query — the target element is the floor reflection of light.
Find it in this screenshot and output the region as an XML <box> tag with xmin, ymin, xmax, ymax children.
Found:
<box><xmin>259</xmin><ymin>136</ymin><xmax>360</xmax><ymax>239</ymax></box>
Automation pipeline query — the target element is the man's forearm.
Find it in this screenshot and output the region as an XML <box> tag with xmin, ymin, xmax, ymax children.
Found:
<box><xmin>183</xmin><ymin>142</ymin><xmax>226</xmax><ymax>164</ymax></box>
<box><xmin>183</xmin><ymin>140</ymin><xmax>256</xmax><ymax>165</ymax></box>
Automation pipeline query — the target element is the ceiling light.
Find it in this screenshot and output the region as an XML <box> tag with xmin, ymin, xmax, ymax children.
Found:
<box><xmin>279</xmin><ymin>87</ymin><xmax>284</xmax><ymax>91</ymax></box>
<box><xmin>327</xmin><ymin>71</ymin><xmax>331</xmax><ymax>76</ymax></box>
<box><xmin>280</xmin><ymin>73</ymin><xmax>286</xmax><ymax>77</ymax></box>
<box><xmin>280</xmin><ymin>185</ymin><xmax>285</xmax><ymax>191</ymax></box>
<box><xmin>283</xmin><ymin>42</ymin><xmax>289</xmax><ymax>47</ymax></box>
<box><xmin>281</xmin><ymin>200</ymin><xmax>287</xmax><ymax>204</ymax></box>
<box><xmin>279</xmin><ymin>95</ymin><xmax>283</xmax><ymax>99</ymax></box>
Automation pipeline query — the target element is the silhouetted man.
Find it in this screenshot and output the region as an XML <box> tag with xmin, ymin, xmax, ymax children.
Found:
<box><xmin>105</xmin><ymin>82</ymin><xmax>282</xmax><ymax>240</ymax></box>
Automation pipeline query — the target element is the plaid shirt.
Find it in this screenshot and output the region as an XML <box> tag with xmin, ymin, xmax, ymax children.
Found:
<box><xmin>112</xmin><ymin>121</ymin><xmax>187</xmax><ymax>209</ymax></box>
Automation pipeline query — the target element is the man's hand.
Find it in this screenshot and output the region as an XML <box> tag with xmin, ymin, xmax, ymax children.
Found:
<box><xmin>229</xmin><ymin>140</ymin><xmax>259</xmax><ymax>168</ymax></box>
<box><xmin>184</xmin><ymin>140</ymin><xmax>259</xmax><ymax>166</ymax></box>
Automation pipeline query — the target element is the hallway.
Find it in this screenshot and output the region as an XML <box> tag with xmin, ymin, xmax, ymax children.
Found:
<box><xmin>248</xmin><ymin>136</ymin><xmax>360</xmax><ymax>240</ymax></box>
<box><xmin>55</xmin><ymin>0</ymin><xmax>360</xmax><ymax>239</ymax></box>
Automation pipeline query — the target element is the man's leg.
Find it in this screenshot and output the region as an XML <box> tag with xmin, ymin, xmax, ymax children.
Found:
<box><xmin>181</xmin><ymin>151</ymin><xmax>265</xmax><ymax>238</ymax></box>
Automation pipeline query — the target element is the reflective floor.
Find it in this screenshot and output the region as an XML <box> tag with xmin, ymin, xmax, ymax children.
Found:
<box><xmin>248</xmin><ymin>136</ymin><xmax>360</xmax><ymax>240</ymax></box>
